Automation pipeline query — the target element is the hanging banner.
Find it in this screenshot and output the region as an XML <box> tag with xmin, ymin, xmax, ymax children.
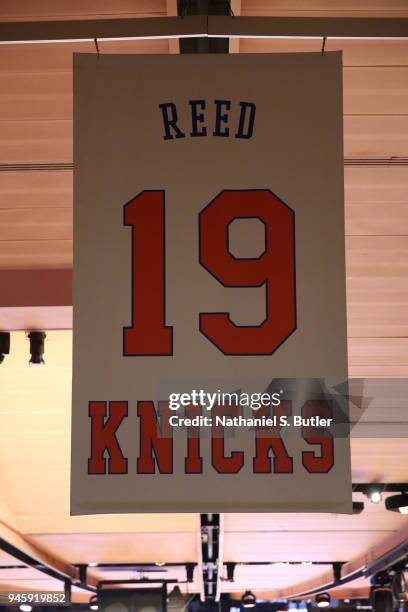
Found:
<box><xmin>71</xmin><ymin>52</ymin><xmax>351</xmax><ymax>514</ymax></box>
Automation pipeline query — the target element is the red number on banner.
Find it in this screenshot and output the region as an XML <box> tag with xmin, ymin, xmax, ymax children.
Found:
<box><xmin>199</xmin><ymin>190</ymin><xmax>296</xmax><ymax>355</ymax></box>
<box><xmin>124</xmin><ymin>189</ymin><xmax>296</xmax><ymax>356</ymax></box>
<box><xmin>123</xmin><ymin>191</ymin><xmax>173</xmax><ymax>356</ymax></box>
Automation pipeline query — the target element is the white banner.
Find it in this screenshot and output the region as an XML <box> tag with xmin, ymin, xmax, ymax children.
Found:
<box><xmin>71</xmin><ymin>52</ymin><xmax>351</xmax><ymax>514</ymax></box>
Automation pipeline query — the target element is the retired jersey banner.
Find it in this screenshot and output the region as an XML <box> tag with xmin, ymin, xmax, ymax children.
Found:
<box><xmin>71</xmin><ymin>52</ymin><xmax>351</xmax><ymax>515</ymax></box>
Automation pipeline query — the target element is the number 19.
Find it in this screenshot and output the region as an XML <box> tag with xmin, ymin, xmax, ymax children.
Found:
<box><xmin>123</xmin><ymin>189</ymin><xmax>296</xmax><ymax>356</ymax></box>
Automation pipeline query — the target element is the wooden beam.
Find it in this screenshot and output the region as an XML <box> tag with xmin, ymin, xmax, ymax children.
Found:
<box><xmin>0</xmin><ymin>270</ymin><xmax>71</xmax><ymax>308</ymax></box>
<box><xmin>1</xmin><ymin>16</ymin><xmax>408</xmax><ymax>44</ymax></box>
<box><xmin>208</xmin><ymin>16</ymin><xmax>408</xmax><ymax>39</ymax></box>
<box><xmin>0</xmin><ymin>270</ymin><xmax>72</xmax><ymax>331</ymax></box>
<box><xmin>0</xmin><ymin>16</ymin><xmax>207</xmax><ymax>44</ymax></box>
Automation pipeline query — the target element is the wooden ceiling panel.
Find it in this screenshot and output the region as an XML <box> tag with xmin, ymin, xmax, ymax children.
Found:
<box><xmin>346</xmin><ymin>231</ymin><xmax>408</xmax><ymax>339</ymax></box>
<box><xmin>0</xmin><ymin>119</ymin><xmax>71</xmax><ymax>164</ymax></box>
<box><xmin>326</xmin><ymin>39</ymin><xmax>408</xmax><ymax>66</ymax></box>
<box><xmin>222</xmin><ymin>530</ymin><xmax>397</xmax><ymax>563</ymax></box>
<box><xmin>241</xmin><ymin>0</ymin><xmax>408</xmax><ymax>17</ymax></box>
<box><xmin>0</xmin><ymin>42</ymin><xmax>96</xmax><ymax>72</ymax></box>
<box><xmin>0</xmin><ymin>40</ymin><xmax>168</xmax><ymax>75</ymax></box>
<box><xmin>239</xmin><ymin>38</ymin><xmax>408</xmax><ymax>67</ymax></box>
<box><xmin>220</xmin><ymin>564</ymin><xmax>327</xmax><ymax>592</ymax></box>
<box><xmin>0</xmin><ymin>0</ymin><xmax>166</xmax><ymax>21</ymax></box>
<box><xmin>224</xmin><ymin>496</ymin><xmax>407</xmax><ymax>534</ymax></box>
<box><xmin>348</xmin><ymin>337</ymin><xmax>408</xmax><ymax>366</ymax></box>
<box><xmin>0</xmin><ymin>238</ymin><xmax>72</xmax><ymax>269</ymax></box>
<box><xmin>351</xmin><ymin>438</ymin><xmax>408</xmax><ymax>482</ymax></box>
<box><xmin>346</xmin><ymin>236</ymin><xmax>408</xmax><ymax>287</ymax></box>
<box><xmin>28</xmin><ymin>532</ymin><xmax>198</xmax><ymax>564</ymax></box>
<box><xmin>0</xmin><ymin>171</ymin><xmax>72</xmax><ymax>210</ymax></box>
<box><xmin>346</xmin><ymin>203</ymin><xmax>408</xmax><ymax>236</ymax></box>
<box><xmin>347</xmin><ymin>289</ymin><xmax>408</xmax><ymax>338</ymax></box>
<box><xmin>0</xmin><ymin>567</ymin><xmax>53</xmax><ymax>581</ymax></box>
<box><xmin>345</xmin><ymin>167</ymin><xmax>408</xmax><ymax>204</ymax></box>
<box><xmin>19</xmin><ymin>513</ymin><xmax>197</xmax><ymax>537</ymax></box>
<box><xmin>0</xmin><ymin>207</ymin><xmax>71</xmax><ymax>241</ymax></box>
<box><xmin>344</xmin><ymin>116</ymin><xmax>408</xmax><ymax>158</ymax></box>
<box><xmin>343</xmin><ymin>68</ymin><xmax>408</xmax><ymax>115</ymax></box>
<box><xmin>0</xmin><ymin>72</ymin><xmax>71</xmax><ymax>122</ymax></box>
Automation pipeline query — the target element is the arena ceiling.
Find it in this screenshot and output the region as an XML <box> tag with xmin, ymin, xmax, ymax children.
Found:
<box><xmin>0</xmin><ymin>0</ymin><xmax>407</xmax><ymax>606</ymax></box>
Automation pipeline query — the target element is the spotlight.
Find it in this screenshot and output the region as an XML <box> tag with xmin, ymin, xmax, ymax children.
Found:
<box><xmin>242</xmin><ymin>590</ymin><xmax>256</xmax><ymax>608</ymax></box>
<box><xmin>315</xmin><ymin>593</ymin><xmax>331</xmax><ymax>608</ymax></box>
<box><xmin>28</xmin><ymin>331</ymin><xmax>46</xmax><ymax>365</ymax></box>
<box><xmin>0</xmin><ymin>332</ymin><xmax>10</xmax><ymax>364</ymax></box>
<box><xmin>368</xmin><ymin>490</ymin><xmax>382</xmax><ymax>504</ymax></box>
<box><xmin>385</xmin><ymin>493</ymin><xmax>408</xmax><ymax>514</ymax></box>
<box><xmin>89</xmin><ymin>595</ymin><xmax>98</xmax><ymax>610</ymax></box>
<box><xmin>19</xmin><ymin>606</ymin><xmax>32</xmax><ymax>612</ymax></box>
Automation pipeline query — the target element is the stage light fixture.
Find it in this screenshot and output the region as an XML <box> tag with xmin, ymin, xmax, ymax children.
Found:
<box><xmin>89</xmin><ymin>595</ymin><xmax>99</xmax><ymax>610</ymax></box>
<box><xmin>167</xmin><ymin>585</ymin><xmax>185</xmax><ymax>604</ymax></box>
<box><xmin>226</xmin><ymin>562</ymin><xmax>236</xmax><ymax>581</ymax></box>
<box><xmin>370</xmin><ymin>572</ymin><xmax>395</xmax><ymax>612</ymax></box>
<box><xmin>186</xmin><ymin>563</ymin><xmax>195</xmax><ymax>582</ymax></box>
<box><xmin>368</xmin><ymin>489</ymin><xmax>382</xmax><ymax>504</ymax></box>
<box><xmin>370</xmin><ymin>586</ymin><xmax>393</xmax><ymax>612</ymax></box>
<box><xmin>315</xmin><ymin>593</ymin><xmax>331</xmax><ymax>608</ymax></box>
<box><xmin>392</xmin><ymin>571</ymin><xmax>407</xmax><ymax>603</ymax></box>
<box><xmin>28</xmin><ymin>331</ymin><xmax>46</xmax><ymax>365</ymax></box>
<box><xmin>19</xmin><ymin>605</ymin><xmax>32</xmax><ymax>612</ymax></box>
<box><xmin>385</xmin><ymin>492</ymin><xmax>408</xmax><ymax>514</ymax></box>
<box><xmin>242</xmin><ymin>590</ymin><xmax>256</xmax><ymax>608</ymax></box>
<box><xmin>352</xmin><ymin>501</ymin><xmax>365</xmax><ymax>514</ymax></box>
<box><xmin>0</xmin><ymin>332</ymin><xmax>10</xmax><ymax>364</ymax></box>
